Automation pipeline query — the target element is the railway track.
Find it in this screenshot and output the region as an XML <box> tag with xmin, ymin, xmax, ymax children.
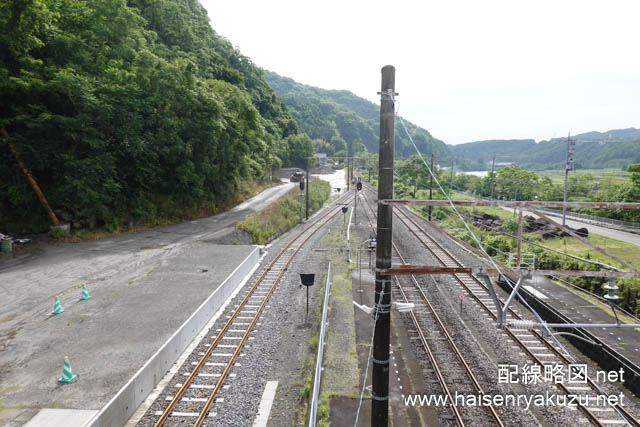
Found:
<box><xmin>360</xmin><ymin>183</ymin><xmax>640</xmax><ymax>426</ymax></box>
<box><xmin>358</xmin><ymin>188</ymin><xmax>504</xmax><ymax>426</ymax></box>
<box><xmin>148</xmin><ymin>193</ymin><xmax>351</xmax><ymax>426</ymax></box>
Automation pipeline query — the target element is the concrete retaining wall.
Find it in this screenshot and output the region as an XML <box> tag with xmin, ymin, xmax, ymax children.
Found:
<box><xmin>86</xmin><ymin>246</ymin><xmax>260</xmax><ymax>427</ymax></box>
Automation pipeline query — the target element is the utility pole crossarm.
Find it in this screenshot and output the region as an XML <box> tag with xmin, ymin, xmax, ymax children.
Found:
<box><xmin>378</xmin><ymin>199</ymin><xmax>640</xmax><ymax>209</ymax></box>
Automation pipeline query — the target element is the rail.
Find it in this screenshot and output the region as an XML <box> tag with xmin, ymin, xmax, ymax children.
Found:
<box><xmin>359</xmin><ymin>186</ymin><xmax>504</xmax><ymax>426</ymax></box>
<box><xmin>394</xmin><ymin>203</ymin><xmax>640</xmax><ymax>426</ymax></box>
<box><xmin>153</xmin><ymin>192</ymin><xmax>351</xmax><ymax>427</ymax></box>
<box><xmin>308</xmin><ymin>263</ymin><xmax>332</xmax><ymax>427</ymax></box>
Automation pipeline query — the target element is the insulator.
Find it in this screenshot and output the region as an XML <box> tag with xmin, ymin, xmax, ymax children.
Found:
<box><xmin>508</xmin><ymin>320</ymin><xmax>536</xmax><ymax>330</ymax></box>
<box><xmin>604</xmin><ymin>278</ymin><xmax>619</xmax><ymax>302</ymax></box>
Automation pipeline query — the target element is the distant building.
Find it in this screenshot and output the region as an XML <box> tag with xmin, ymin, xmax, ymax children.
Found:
<box><xmin>315</xmin><ymin>153</ymin><xmax>327</xmax><ymax>166</ymax></box>
<box><xmin>495</xmin><ymin>162</ymin><xmax>514</xmax><ymax>167</ymax></box>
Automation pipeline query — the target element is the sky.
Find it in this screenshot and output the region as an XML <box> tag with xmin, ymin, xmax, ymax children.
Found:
<box><xmin>200</xmin><ymin>0</ymin><xmax>640</xmax><ymax>145</ymax></box>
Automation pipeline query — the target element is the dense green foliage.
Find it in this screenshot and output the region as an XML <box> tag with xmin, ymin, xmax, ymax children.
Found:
<box><xmin>1</xmin><ymin>0</ymin><xmax>303</xmax><ymax>233</ymax></box>
<box><xmin>450</xmin><ymin>129</ymin><xmax>640</xmax><ymax>171</ymax></box>
<box><xmin>264</xmin><ymin>71</ymin><xmax>461</xmax><ymax>165</ymax></box>
<box><xmin>237</xmin><ymin>179</ymin><xmax>331</xmax><ymax>244</ymax></box>
<box><xmin>449</xmin><ymin>164</ymin><xmax>640</xmax><ymax>223</ymax></box>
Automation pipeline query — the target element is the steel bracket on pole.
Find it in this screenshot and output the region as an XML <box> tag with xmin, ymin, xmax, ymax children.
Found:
<box><xmin>500</xmin><ymin>272</ymin><xmax>530</xmax><ymax>327</ymax></box>
<box><xmin>477</xmin><ymin>271</ymin><xmax>505</xmax><ymax>328</ymax></box>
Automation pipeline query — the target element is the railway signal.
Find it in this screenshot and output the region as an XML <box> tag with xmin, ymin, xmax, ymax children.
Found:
<box><xmin>300</xmin><ymin>273</ymin><xmax>315</xmax><ymax>320</ymax></box>
<box><xmin>342</xmin><ymin>206</ymin><xmax>348</xmax><ymax>228</ymax></box>
<box><xmin>357</xmin><ymin>181</ymin><xmax>362</xmax><ymax>191</ymax></box>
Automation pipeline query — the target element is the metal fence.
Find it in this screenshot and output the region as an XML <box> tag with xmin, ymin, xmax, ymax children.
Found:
<box><xmin>309</xmin><ymin>263</ymin><xmax>332</xmax><ymax>427</ymax></box>
<box><xmin>508</xmin><ymin>253</ymin><xmax>536</xmax><ymax>269</ymax></box>
<box><xmin>536</xmin><ymin>207</ymin><xmax>640</xmax><ymax>231</ymax></box>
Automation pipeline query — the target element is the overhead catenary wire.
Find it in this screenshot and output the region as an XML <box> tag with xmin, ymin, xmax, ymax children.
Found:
<box><xmin>390</xmin><ymin>91</ymin><xmax>633</xmax><ymax>426</ymax></box>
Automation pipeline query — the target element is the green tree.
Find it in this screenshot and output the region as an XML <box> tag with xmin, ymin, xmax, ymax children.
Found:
<box><xmin>283</xmin><ymin>133</ymin><xmax>314</xmax><ymax>169</ymax></box>
<box><xmin>0</xmin><ymin>0</ymin><xmax>300</xmax><ymax>233</ymax></box>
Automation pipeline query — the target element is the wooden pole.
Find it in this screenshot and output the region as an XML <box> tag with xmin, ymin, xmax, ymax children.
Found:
<box><xmin>1</xmin><ymin>128</ymin><xmax>60</xmax><ymax>226</ymax></box>
<box><xmin>372</xmin><ymin>65</ymin><xmax>395</xmax><ymax>427</ymax></box>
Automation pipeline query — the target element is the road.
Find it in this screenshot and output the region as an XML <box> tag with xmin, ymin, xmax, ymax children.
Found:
<box><xmin>501</xmin><ymin>207</ymin><xmax>640</xmax><ymax>248</ymax></box>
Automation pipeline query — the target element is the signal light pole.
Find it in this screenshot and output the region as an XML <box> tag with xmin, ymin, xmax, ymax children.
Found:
<box><xmin>355</xmin><ymin>178</ymin><xmax>362</xmax><ymax>225</ymax></box>
<box><xmin>306</xmin><ymin>157</ymin><xmax>310</xmax><ymax>220</ymax></box>
<box><xmin>372</xmin><ymin>65</ymin><xmax>395</xmax><ymax>427</ymax></box>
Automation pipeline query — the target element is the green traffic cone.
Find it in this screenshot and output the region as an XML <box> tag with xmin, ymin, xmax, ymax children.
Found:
<box><xmin>80</xmin><ymin>285</ymin><xmax>91</xmax><ymax>300</ymax></box>
<box><xmin>51</xmin><ymin>297</ymin><xmax>64</xmax><ymax>315</ymax></box>
<box><xmin>58</xmin><ymin>356</ymin><xmax>77</xmax><ymax>383</ymax></box>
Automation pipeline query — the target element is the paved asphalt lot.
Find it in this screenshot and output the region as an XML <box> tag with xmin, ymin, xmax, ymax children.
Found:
<box><xmin>0</xmin><ymin>181</ymin><xmax>295</xmax><ymax>425</ymax></box>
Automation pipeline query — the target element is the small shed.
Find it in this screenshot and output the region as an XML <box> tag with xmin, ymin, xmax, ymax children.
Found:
<box><xmin>314</xmin><ymin>153</ymin><xmax>327</xmax><ymax>166</ymax></box>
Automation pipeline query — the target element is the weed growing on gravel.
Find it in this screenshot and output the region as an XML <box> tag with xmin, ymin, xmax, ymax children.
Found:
<box><xmin>299</xmin><ymin>372</ymin><xmax>312</xmax><ymax>400</ymax></box>
<box><xmin>238</xmin><ymin>179</ymin><xmax>330</xmax><ymax>244</ymax></box>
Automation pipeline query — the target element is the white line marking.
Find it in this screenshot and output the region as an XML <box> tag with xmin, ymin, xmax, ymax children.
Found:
<box><xmin>254</xmin><ymin>381</ymin><xmax>278</xmax><ymax>427</ymax></box>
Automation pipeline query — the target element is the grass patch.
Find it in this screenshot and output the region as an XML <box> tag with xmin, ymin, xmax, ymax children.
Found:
<box><xmin>541</xmin><ymin>234</ymin><xmax>640</xmax><ymax>270</ymax></box>
<box><xmin>538</xmin><ymin>169</ymin><xmax>630</xmax><ymax>185</ymax></box>
<box><xmin>237</xmin><ymin>179</ymin><xmax>331</xmax><ymax>244</ymax></box>
<box><xmin>296</xmin><ymin>226</ymin><xmax>361</xmax><ymax>425</ymax></box>
<box><xmin>295</xmin><ymin>269</ymin><xmax>329</xmax><ymax>426</ymax></box>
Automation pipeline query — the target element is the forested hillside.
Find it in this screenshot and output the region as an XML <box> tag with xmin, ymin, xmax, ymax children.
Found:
<box><xmin>1</xmin><ymin>0</ymin><xmax>308</xmax><ymax>233</ymax></box>
<box><xmin>450</xmin><ymin>129</ymin><xmax>640</xmax><ymax>170</ymax></box>
<box><xmin>264</xmin><ymin>71</ymin><xmax>467</xmax><ymax>166</ymax></box>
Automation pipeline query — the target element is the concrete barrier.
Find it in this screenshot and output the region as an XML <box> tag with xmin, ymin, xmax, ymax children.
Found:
<box><xmin>86</xmin><ymin>246</ymin><xmax>260</xmax><ymax>427</ymax></box>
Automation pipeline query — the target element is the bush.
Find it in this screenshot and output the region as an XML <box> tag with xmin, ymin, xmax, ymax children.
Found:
<box><xmin>237</xmin><ymin>179</ymin><xmax>331</xmax><ymax>244</ymax></box>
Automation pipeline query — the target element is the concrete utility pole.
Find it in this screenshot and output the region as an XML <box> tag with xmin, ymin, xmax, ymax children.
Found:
<box><xmin>428</xmin><ymin>153</ymin><xmax>434</xmax><ymax>221</ymax></box>
<box><xmin>351</xmin><ymin>157</ymin><xmax>355</xmax><ymax>184</ymax></box>
<box><xmin>373</xmin><ymin>65</ymin><xmax>395</xmax><ymax>427</ymax></box>
<box><xmin>450</xmin><ymin>159</ymin><xmax>455</xmax><ymax>188</ymax></box>
<box><xmin>516</xmin><ymin>209</ymin><xmax>523</xmax><ymax>268</ymax></box>
<box><xmin>354</xmin><ymin>179</ymin><xmax>358</xmax><ymax>225</ymax></box>
<box><xmin>562</xmin><ymin>133</ymin><xmax>576</xmax><ymax>226</ymax></box>
<box><xmin>490</xmin><ymin>155</ymin><xmax>496</xmax><ymax>199</ymax></box>
<box><xmin>306</xmin><ymin>157</ymin><xmax>310</xmax><ymax>220</ymax></box>
<box><xmin>347</xmin><ymin>157</ymin><xmax>350</xmax><ymax>191</ymax></box>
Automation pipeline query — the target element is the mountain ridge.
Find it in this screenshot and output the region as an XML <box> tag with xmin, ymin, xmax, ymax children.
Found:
<box><xmin>449</xmin><ymin>128</ymin><xmax>640</xmax><ymax>170</ymax></box>
<box><xmin>264</xmin><ymin>70</ymin><xmax>472</xmax><ymax>166</ymax></box>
